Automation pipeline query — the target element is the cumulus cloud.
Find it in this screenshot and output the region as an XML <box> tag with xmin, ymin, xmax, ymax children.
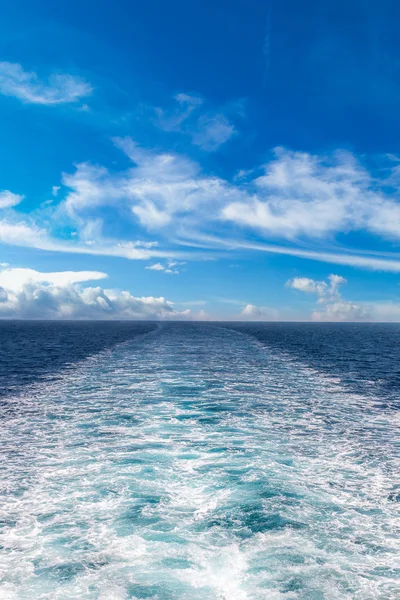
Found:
<box><xmin>287</xmin><ymin>274</ymin><xmax>371</xmax><ymax>321</ymax></box>
<box><xmin>240</xmin><ymin>304</ymin><xmax>279</xmax><ymax>321</ymax></box>
<box><xmin>313</xmin><ymin>299</ymin><xmax>370</xmax><ymax>322</ymax></box>
<box><xmin>0</xmin><ymin>61</ymin><xmax>92</xmax><ymax>105</ymax></box>
<box><xmin>0</xmin><ymin>267</ymin><xmax>191</xmax><ymax>320</ymax></box>
<box><xmin>288</xmin><ymin>274</ymin><xmax>346</xmax><ymax>296</ymax></box>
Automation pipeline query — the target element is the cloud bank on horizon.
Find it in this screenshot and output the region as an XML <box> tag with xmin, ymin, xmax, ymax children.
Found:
<box><xmin>0</xmin><ymin>266</ymin><xmax>398</xmax><ymax>322</ymax></box>
<box><xmin>1</xmin><ymin>0</ymin><xmax>400</xmax><ymax>320</ymax></box>
<box><xmin>0</xmin><ymin>268</ymin><xmax>196</xmax><ymax>320</ymax></box>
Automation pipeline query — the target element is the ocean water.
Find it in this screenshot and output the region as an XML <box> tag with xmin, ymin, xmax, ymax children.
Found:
<box><xmin>0</xmin><ymin>322</ymin><xmax>399</xmax><ymax>599</ymax></box>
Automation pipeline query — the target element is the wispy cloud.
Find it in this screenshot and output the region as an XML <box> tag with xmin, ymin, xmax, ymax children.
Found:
<box><xmin>105</xmin><ymin>141</ymin><xmax>400</xmax><ymax>246</ymax></box>
<box><xmin>0</xmin><ymin>219</ymin><xmax>182</xmax><ymax>261</ymax></box>
<box><xmin>145</xmin><ymin>263</ymin><xmax>165</xmax><ymax>271</ymax></box>
<box><xmin>0</xmin><ymin>190</ymin><xmax>23</xmax><ymax>209</ymax></box>
<box><xmin>155</xmin><ymin>93</ymin><xmax>237</xmax><ymax>151</ymax></box>
<box><xmin>0</xmin><ymin>62</ymin><xmax>92</xmax><ymax>105</ymax></box>
<box><xmin>182</xmin><ymin>234</ymin><xmax>400</xmax><ymax>273</ymax></box>
<box><xmin>155</xmin><ymin>93</ymin><xmax>204</xmax><ymax>131</ymax></box>
<box><xmin>191</xmin><ymin>113</ymin><xmax>236</xmax><ymax>151</ymax></box>
<box><xmin>174</xmin><ymin>299</ymin><xmax>208</xmax><ymax>307</ymax></box>
<box><xmin>145</xmin><ymin>260</ymin><xmax>184</xmax><ymax>274</ymax></box>
<box><xmin>2</xmin><ymin>139</ymin><xmax>400</xmax><ymax>273</ymax></box>
<box><xmin>222</xmin><ymin>148</ymin><xmax>400</xmax><ymax>239</ymax></box>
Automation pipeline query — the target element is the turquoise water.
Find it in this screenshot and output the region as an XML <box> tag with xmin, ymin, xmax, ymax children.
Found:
<box><xmin>1</xmin><ymin>324</ymin><xmax>399</xmax><ymax>599</ymax></box>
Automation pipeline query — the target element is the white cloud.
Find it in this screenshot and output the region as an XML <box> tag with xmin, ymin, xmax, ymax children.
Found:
<box><xmin>240</xmin><ymin>304</ymin><xmax>279</xmax><ymax>321</ymax></box>
<box><xmin>0</xmin><ymin>218</ymin><xmax>174</xmax><ymax>261</ymax></box>
<box><xmin>0</xmin><ymin>190</ymin><xmax>23</xmax><ymax>208</ymax></box>
<box><xmin>0</xmin><ymin>220</ymin><xmax>54</xmax><ymax>248</ymax></box>
<box><xmin>216</xmin><ymin>298</ymin><xmax>279</xmax><ymax>320</ymax></box>
<box><xmin>156</xmin><ymin>93</ymin><xmax>236</xmax><ymax>151</ymax></box>
<box><xmin>312</xmin><ymin>299</ymin><xmax>371</xmax><ymax>322</ymax></box>
<box><xmin>63</xmin><ymin>136</ymin><xmax>236</xmax><ymax>233</ymax></box>
<box><xmin>192</xmin><ymin>114</ymin><xmax>236</xmax><ymax>151</ymax></box>
<box><xmin>0</xmin><ymin>62</ymin><xmax>92</xmax><ymax>105</ymax></box>
<box><xmin>100</xmin><ymin>142</ymin><xmax>400</xmax><ymax>261</ymax></box>
<box><xmin>0</xmin><ymin>267</ymin><xmax>192</xmax><ymax>320</ymax></box>
<box><xmin>3</xmin><ymin>140</ymin><xmax>400</xmax><ymax>273</ymax></box>
<box><xmin>288</xmin><ymin>274</ymin><xmax>345</xmax><ymax>296</ymax></box>
<box><xmin>156</xmin><ymin>93</ymin><xmax>204</xmax><ymax>131</ymax></box>
<box><xmin>287</xmin><ymin>274</ymin><xmax>371</xmax><ymax>321</ymax></box>
<box><xmin>5</xmin><ymin>207</ymin><xmax>400</xmax><ymax>272</ymax></box>
<box><xmin>222</xmin><ymin>148</ymin><xmax>400</xmax><ymax>239</ymax></box>
<box><xmin>186</xmin><ymin>233</ymin><xmax>400</xmax><ymax>273</ymax></box>
<box><xmin>52</xmin><ymin>186</ymin><xmax>60</xmax><ymax>197</ymax></box>
<box><xmin>0</xmin><ymin>267</ymin><xmax>107</xmax><ymax>292</ymax></box>
<box><xmin>145</xmin><ymin>260</ymin><xmax>183</xmax><ymax>274</ymax></box>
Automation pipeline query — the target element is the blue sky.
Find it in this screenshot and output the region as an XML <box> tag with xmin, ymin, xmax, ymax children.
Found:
<box><xmin>1</xmin><ymin>0</ymin><xmax>400</xmax><ymax>320</ymax></box>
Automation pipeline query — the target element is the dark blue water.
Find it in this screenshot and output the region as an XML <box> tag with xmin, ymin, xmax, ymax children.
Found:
<box><xmin>0</xmin><ymin>321</ymin><xmax>157</xmax><ymax>398</ymax></box>
<box><xmin>0</xmin><ymin>322</ymin><xmax>399</xmax><ymax>599</ymax></box>
<box><xmin>223</xmin><ymin>322</ymin><xmax>400</xmax><ymax>408</ymax></box>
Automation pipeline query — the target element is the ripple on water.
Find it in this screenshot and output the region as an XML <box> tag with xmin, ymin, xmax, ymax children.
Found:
<box><xmin>0</xmin><ymin>324</ymin><xmax>399</xmax><ymax>599</ymax></box>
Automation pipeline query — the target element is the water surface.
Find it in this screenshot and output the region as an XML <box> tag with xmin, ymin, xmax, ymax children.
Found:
<box><xmin>0</xmin><ymin>322</ymin><xmax>399</xmax><ymax>599</ymax></box>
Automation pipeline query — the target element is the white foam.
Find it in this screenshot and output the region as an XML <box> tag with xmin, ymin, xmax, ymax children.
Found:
<box><xmin>1</xmin><ymin>325</ymin><xmax>399</xmax><ymax>598</ymax></box>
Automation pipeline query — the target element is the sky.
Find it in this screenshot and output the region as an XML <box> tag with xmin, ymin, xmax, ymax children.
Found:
<box><xmin>1</xmin><ymin>0</ymin><xmax>400</xmax><ymax>320</ymax></box>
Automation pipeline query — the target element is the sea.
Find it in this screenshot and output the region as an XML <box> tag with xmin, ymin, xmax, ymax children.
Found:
<box><xmin>0</xmin><ymin>321</ymin><xmax>399</xmax><ymax>599</ymax></box>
